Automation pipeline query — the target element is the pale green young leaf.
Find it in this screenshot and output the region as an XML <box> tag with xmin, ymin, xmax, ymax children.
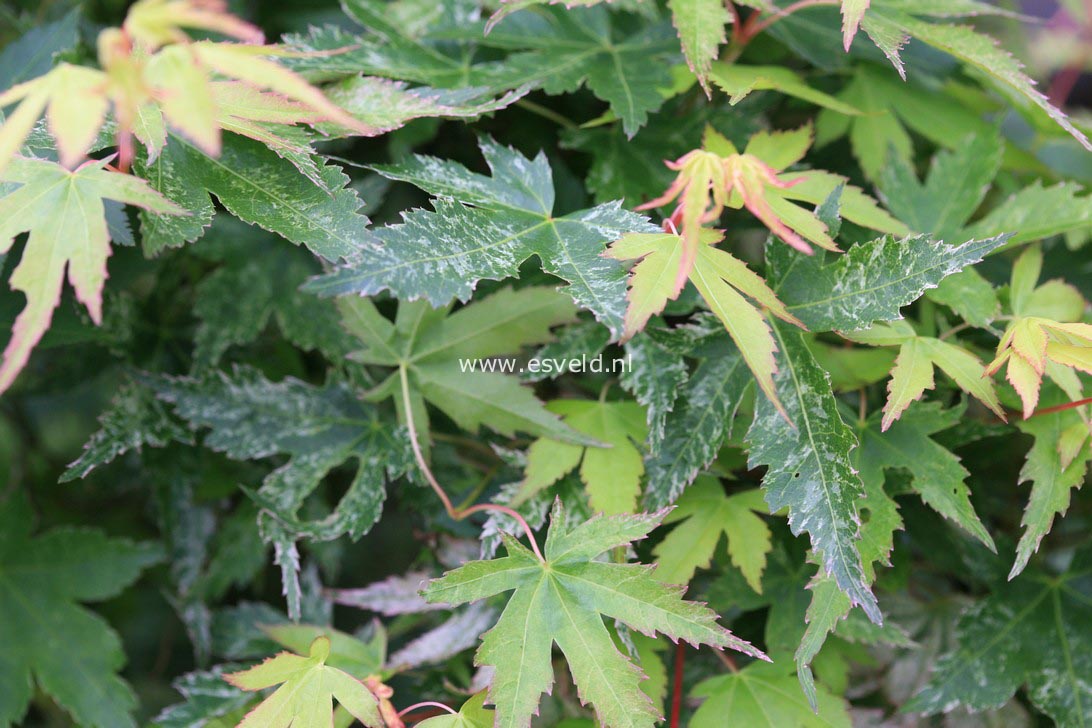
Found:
<box><xmin>841</xmin><ymin>0</ymin><xmax>871</xmax><ymax>50</ymax></box>
<box><xmin>0</xmin><ymin>157</ymin><xmax>184</xmax><ymax>394</ymax></box>
<box><xmin>0</xmin><ymin>491</ymin><xmax>162</xmax><ymax>728</ymax></box>
<box><xmin>345</xmin><ymin>287</ymin><xmax>588</xmax><ymax>448</ymax></box>
<box><xmin>518</xmin><ymin>399</ymin><xmax>647</xmax><ymax>515</ymax></box>
<box><xmin>709</xmin><ymin>63</ymin><xmax>861</xmax><ymax>115</ymax></box>
<box><xmin>882</xmin><ymin>337</ymin><xmax>935</xmax><ymax>430</ymax></box>
<box><xmin>423</xmin><ymin>505</ymin><xmax>766</xmax><ymax>728</ymax></box>
<box><xmin>692</xmin><ymin>659</ymin><xmax>851</xmax><ymax>728</ymax></box>
<box><xmin>653</xmin><ymin>478</ymin><xmax>772</xmax><ymax>591</ymax></box>
<box><xmin>1010</xmin><ymin>410</ymin><xmax>1092</xmax><ymax>579</ymax></box>
<box><xmin>225</xmin><ymin>637</ymin><xmax>382</xmax><ymax>728</ymax></box>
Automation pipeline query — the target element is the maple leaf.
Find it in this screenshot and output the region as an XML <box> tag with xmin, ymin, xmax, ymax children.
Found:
<box><xmin>985</xmin><ymin>247</ymin><xmax>1092</xmax><ymax>418</ymax></box>
<box><xmin>839</xmin><ymin>0</ymin><xmax>872</xmax><ymax>50</ymax></box>
<box><xmin>225</xmin><ymin>636</ymin><xmax>383</xmax><ymax>728</ymax></box>
<box><xmin>843</xmin><ymin>320</ymin><xmax>1004</xmax><ymax>430</ymax></box>
<box><xmin>607</xmin><ymin>226</ymin><xmax>802</xmax><ymax>413</ymax></box>
<box><xmin>768</xmin><ymin>231</ymin><xmax>1011</xmax><ymax>333</ymax></box>
<box><xmin>855</xmin><ymin>0</ymin><xmax>1090</xmax><ymax>150</ymax></box>
<box><xmin>905</xmin><ymin>545</ymin><xmax>1092</xmax><ymax>725</ymax></box>
<box><xmin>0</xmin><ymin>156</ymin><xmax>185</xmax><ymax>394</ymax></box>
<box><xmin>123</xmin><ymin>0</ymin><xmax>265</xmax><ymax>50</ymax></box>
<box><xmin>146</xmin><ymin>365</ymin><xmax>414</xmax><ymax>617</ymax></box>
<box><xmin>637</xmin><ymin>125</ymin><xmax>842</xmax><ymax>287</ymax></box>
<box><xmin>138</xmin><ymin>131</ymin><xmax>372</xmax><ymax>259</ymax></box>
<box><xmin>669</xmin><ymin>0</ymin><xmax>734</xmax><ymax>93</ymax></box>
<box><xmin>1009</xmin><ymin>410</ymin><xmax>1092</xmax><ymax>580</ymax></box>
<box><xmin>479</xmin><ymin>5</ymin><xmax>677</xmax><ymax>137</ymax></box>
<box><xmin>653</xmin><ymin>478</ymin><xmax>773</xmax><ymax>591</ymax></box>
<box><xmin>307</xmin><ymin>137</ymin><xmax>658</xmax><ymax>339</ymax></box>
<box><xmin>517</xmin><ymin>399</ymin><xmax>648</xmax><ymax>514</ymax></box>
<box><xmin>423</xmin><ymin>503</ymin><xmax>766</xmax><ymax>728</ymax></box>
<box><xmin>0</xmin><ymin>491</ymin><xmax>162</xmax><ymax>727</ymax></box>
<box><xmin>855</xmin><ymin>400</ymin><xmax>994</xmax><ymax>550</ymax></box>
<box><xmin>692</xmin><ymin>660</ymin><xmax>851</xmax><ymax>728</ymax></box>
<box><xmin>0</xmin><ymin>64</ymin><xmax>110</xmax><ymax>174</ymax></box>
<box><xmin>341</xmin><ymin>287</ymin><xmax>590</xmax><ymax>450</ymax></box>
<box><xmin>643</xmin><ymin>334</ymin><xmax>753</xmax><ymax>508</ymax></box>
<box><xmin>746</xmin><ymin>322</ymin><xmax>881</xmax><ymax>624</ymax></box>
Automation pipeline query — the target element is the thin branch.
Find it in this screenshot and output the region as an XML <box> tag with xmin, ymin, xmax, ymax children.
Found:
<box><xmin>670</xmin><ymin>642</ymin><xmax>685</xmax><ymax>728</ymax></box>
<box><xmin>398</xmin><ymin>701</ymin><xmax>458</xmax><ymax>718</ymax></box>
<box><xmin>398</xmin><ymin>365</ymin><xmax>546</xmax><ymax>562</ymax></box>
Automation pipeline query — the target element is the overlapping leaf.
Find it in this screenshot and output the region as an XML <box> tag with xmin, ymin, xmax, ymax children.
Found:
<box><xmin>424</xmin><ymin>503</ymin><xmax>766</xmax><ymax>728</ymax></box>
<box><xmin>146</xmin><ymin>366</ymin><xmax>413</xmax><ymax>617</ymax></box>
<box><xmin>746</xmin><ymin>322</ymin><xmax>880</xmax><ymax>623</ymax></box>
<box><xmin>343</xmin><ymin>287</ymin><xmax>588</xmax><ymax>452</ymax></box>
<box><xmin>518</xmin><ymin>399</ymin><xmax>647</xmax><ymax>514</ymax></box>
<box><xmin>906</xmin><ymin>546</ymin><xmax>1092</xmax><ymax>724</ymax></box>
<box><xmin>225</xmin><ymin>637</ymin><xmax>382</xmax><ymax>728</ymax></box>
<box><xmin>0</xmin><ymin>492</ymin><xmax>162</xmax><ymax>728</ymax></box>
<box><xmin>308</xmin><ymin>137</ymin><xmax>657</xmax><ymax>339</ymax></box>
<box><xmin>0</xmin><ymin>157</ymin><xmax>184</xmax><ymax>394</ymax></box>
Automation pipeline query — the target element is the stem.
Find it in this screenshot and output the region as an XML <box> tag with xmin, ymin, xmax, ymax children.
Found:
<box><xmin>1032</xmin><ymin>397</ymin><xmax>1092</xmax><ymax>417</ymax></box>
<box><xmin>670</xmin><ymin>642</ymin><xmax>685</xmax><ymax>728</ymax></box>
<box><xmin>714</xmin><ymin>648</ymin><xmax>740</xmax><ymax>673</ymax></box>
<box><xmin>727</xmin><ymin>1</ymin><xmax>743</xmax><ymax>43</ymax></box>
<box><xmin>737</xmin><ymin>0</ymin><xmax>839</xmax><ymax>43</ymax></box>
<box><xmin>516</xmin><ymin>99</ymin><xmax>578</xmax><ymax>130</ymax></box>
<box><xmin>398</xmin><ymin>366</ymin><xmax>546</xmax><ymax>562</ymax></box>
<box><xmin>398</xmin><ymin>702</ymin><xmax>458</xmax><ymax>718</ymax></box>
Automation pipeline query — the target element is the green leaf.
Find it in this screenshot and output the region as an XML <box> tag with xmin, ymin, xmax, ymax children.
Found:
<box><xmin>669</xmin><ymin>0</ymin><xmax>733</xmax><ymax>92</ymax></box>
<box><xmin>840</xmin><ymin>0</ymin><xmax>870</xmax><ymax>50</ymax></box>
<box><xmin>478</xmin><ymin>6</ymin><xmax>677</xmax><ymax>136</ymax></box>
<box><xmin>152</xmin><ymin>667</ymin><xmax>253</xmax><ymax>728</ymax></box>
<box><xmin>308</xmin><ymin>137</ymin><xmax>657</xmax><ymax>339</ymax></box>
<box><xmin>856</xmin><ymin>401</ymin><xmax>995</xmax><ymax>550</ymax></box>
<box><xmin>1010</xmin><ymin>410</ymin><xmax>1092</xmax><ymax>580</ymax></box>
<box><xmin>745</xmin><ymin>322</ymin><xmax>880</xmax><ymax>623</ymax></box>
<box><xmin>862</xmin><ymin>5</ymin><xmax>1091</xmax><ymax>150</ymax></box>
<box><xmin>815</xmin><ymin>66</ymin><xmax>1016</xmax><ymax>182</ymax></box>
<box><xmin>225</xmin><ymin>636</ymin><xmax>382</xmax><ymax>728</ymax></box>
<box><xmin>905</xmin><ymin>546</ymin><xmax>1092</xmax><ymax>725</ymax></box>
<box><xmin>191</xmin><ymin>219</ymin><xmax>354</xmax><ymax>368</ymax></box>
<box><xmin>710</xmin><ymin>63</ymin><xmax>862</xmax><ymax>115</ymax></box>
<box><xmin>771</xmin><ymin>233</ymin><xmax>1011</xmax><ymax>332</ymax></box>
<box><xmin>653</xmin><ymin>478</ymin><xmax>772</xmax><ymax>591</ymax></box>
<box><xmin>518</xmin><ymin>399</ymin><xmax>647</xmax><ymax>515</ymax></box>
<box><xmin>147</xmin><ymin>366</ymin><xmax>413</xmax><ymax>618</ymax></box>
<box><xmin>875</xmin><ymin>132</ymin><xmax>1002</xmax><ymax>241</ymax></box>
<box><xmin>318</xmin><ymin>76</ymin><xmax>526</xmax><ymax>137</ymax></box>
<box><xmin>0</xmin><ymin>491</ymin><xmax>162</xmax><ymax>728</ymax></box>
<box><xmin>60</xmin><ymin>382</ymin><xmax>192</xmax><ymax>482</ymax></box>
<box><xmin>644</xmin><ymin>341</ymin><xmax>752</xmax><ymax>508</ymax></box>
<box><xmin>691</xmin><ymin>660</ymin><xmax>851</xmax><ymax>728</ymax></box>
<box><xmin>345</xmin><ymin>287</ymin><xmax>589</xmax><ymax>447</ymax></box>
<box><xmin>962</xmin><ymin>181</ymin><xmax>1092</xmax><ymax>246</ymax></box>
<box><xmin>139</xmin><ymin>132</ymin><xmax>372</xmax><ymax>261</ymax></box>
<box><xmin>0</xmin><ymin>157</ymin><xmax>184</xmax><ymax>394</ymax></box>
<box><xmin>423</xmin><ymin>504</ymin><xmax>766</xmax><ymax>728</ymax></box>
